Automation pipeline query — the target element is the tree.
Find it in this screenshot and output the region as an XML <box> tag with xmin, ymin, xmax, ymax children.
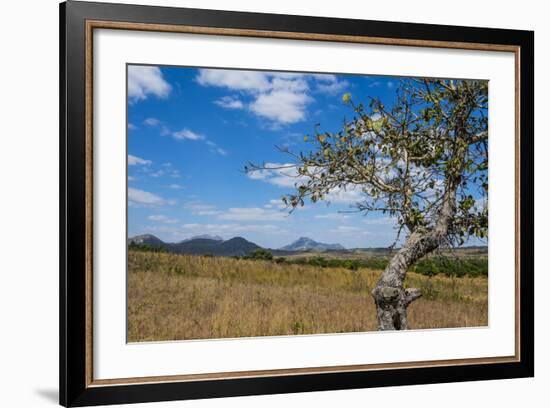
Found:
<box><xmin>246</xmin><ymin>78</ymin><xmax>488</xmax><ymax>330</ymax></box>
<box><xmin>247</xmin><ymin>248</ymin><xmax>274</xmax><ymax>261</ymax></box>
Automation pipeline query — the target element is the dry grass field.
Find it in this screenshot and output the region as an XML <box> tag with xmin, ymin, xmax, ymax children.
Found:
<box><xmin>127</xmin><ymin>250</ymin><xmax>488</xmax><ymax>342</ymax></box>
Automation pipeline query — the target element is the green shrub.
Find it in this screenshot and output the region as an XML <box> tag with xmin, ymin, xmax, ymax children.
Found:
<box><xmin>246</xmin><ymin>248</ymin><xmax>274</xmax><ymax>261</ymax></box>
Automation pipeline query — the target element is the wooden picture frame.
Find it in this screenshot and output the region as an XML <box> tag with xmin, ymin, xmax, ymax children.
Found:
<box><xmin>60</xmin><ymin>1</ymin><xmax>534</xmax><ymax>406</ymax></box>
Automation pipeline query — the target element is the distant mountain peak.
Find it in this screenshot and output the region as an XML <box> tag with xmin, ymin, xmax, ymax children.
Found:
<box><xmin>128</xmin><ymin>234</ymin><xmax>165</xmax><ymax>246</ymax></box>
<box><xmin>280</xmin><ymin>237</ymin><xmax>345</xmax><ymax>252</ymax></box>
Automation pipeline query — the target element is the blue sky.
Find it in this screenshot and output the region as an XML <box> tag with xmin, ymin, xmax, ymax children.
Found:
<box><xmin>127</xmin><ymin>65</ymin><xmax>480</xmax><ymax>249</ymax></box>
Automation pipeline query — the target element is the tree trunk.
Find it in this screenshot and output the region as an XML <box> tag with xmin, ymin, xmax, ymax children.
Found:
<box><xmin>371</xmin><ymin>231</ymin><xmax>439</xmax><ymax>330</ymax></box>
<box><xmin>371</xmin><ymin>185</ymin><xmax>460</xmax><ymax>329</ymax></box>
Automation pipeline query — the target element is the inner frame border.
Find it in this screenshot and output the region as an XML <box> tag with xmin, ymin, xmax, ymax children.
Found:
<box><xmin>84</xmin><ymin>19</ymin><xmax>521</xmax><ymax>389</ymax></box>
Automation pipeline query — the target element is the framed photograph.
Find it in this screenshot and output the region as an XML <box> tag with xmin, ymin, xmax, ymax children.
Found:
<box><xmin>60</xmin><ymin>1</ymin><xmax>534</xmax><ymax>406</ymax></box>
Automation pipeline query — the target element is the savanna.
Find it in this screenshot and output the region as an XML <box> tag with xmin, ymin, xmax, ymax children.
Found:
<box><xmin>127</xmin><ymin>249</ymin><xmax>487</xmax><ymax>342</ymax></box>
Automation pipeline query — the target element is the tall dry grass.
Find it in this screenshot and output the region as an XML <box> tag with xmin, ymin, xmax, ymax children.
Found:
<box><xmin>127</xmin><ymin>251</ymin><xmax>488</xmax><ymax>342</ymax></box>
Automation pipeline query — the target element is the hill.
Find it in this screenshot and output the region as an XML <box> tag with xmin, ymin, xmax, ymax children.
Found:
<box><xmin>128</xmin><ymin>234</ymin><xmax>260</xmax><ymax>257</ymax></box>
<box><xmin>280</xmin><ymin>237</ymin><xmax>345</xmax><ymax>252</ymax></box>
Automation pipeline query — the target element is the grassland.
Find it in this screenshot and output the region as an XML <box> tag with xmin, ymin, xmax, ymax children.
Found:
<box><xmin>127</xmin><ymin>250</ymin><xmax>488</xmax><ymax>342</ymax></box>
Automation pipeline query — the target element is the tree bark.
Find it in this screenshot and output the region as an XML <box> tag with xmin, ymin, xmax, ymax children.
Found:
<box><xmin>371</xmin><ymin>178</ymin><xmax>459</xmax><ymax>330</ymax></box>
<box><xmin>371</xmin><ymin>231</ymin><xmax>439</xmax><ymax>330</ymax></box>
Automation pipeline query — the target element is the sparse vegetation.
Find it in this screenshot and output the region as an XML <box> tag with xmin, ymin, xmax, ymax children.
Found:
<box><xmin>270</xmin><ymin>255</ymin><xmax>487</xmax><ymax>278</ymax></box>
<box><xmin>232</xmin><ymin>248</ymin><xmax>487</xmax><ymax>278</ymax></box>
<box><xmin>127</xmin><ymin>250</ymin><xmax>488</xmax><ymax>342</ymax></box>
<box><xmin>128</xmin><ymin>241</ymin><xmax>166</xmax><ymax>253</ymax></box>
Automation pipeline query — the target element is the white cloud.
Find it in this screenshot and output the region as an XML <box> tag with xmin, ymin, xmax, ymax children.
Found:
<box><xmin>326</xmin><ymin>186</ymin><xmax>364</xmax><ymax>204</ymax></box>
<box><xmin>128</xmin><ymin>188</ymin><xmax>174</xmax><ymax>206</ymax></box>
<box><xmin>217</xmin><ymin>207</ymin><xmax>287</xmax><ymax>221</ymax></box>
<box><xmin>128</xmin><ymin>66</ymin><xmax>171</xmax><ymax>102</ymax></box>
<box><xmin>248</xmin><ymin>165</ymin><xmax>364</xmax><ymax>207</ymax></box>
<box><xmin>316</xmin><ymin>80</ymin><xmax>349</xmax><ymax>95</ymax></box>
<box><xmin>249</xmin><ymin>89</ymin><xmax>312</xmax><ymax>124</ymax></box>
<box><xmin>150</xmin><ymin>170</ymin><xmax>165</xmax><ymax>177</ymax></box>
<box><xmin>264</xmin><ymin>199</ymin><xmax>286</xmax><ymax>209</ymax></box>
<box><xmin>148</xmin><ymin>215</ymin><xmax>178</xmax><ymax>224</ymax></box>
<box><xmin>311</xmin><ymin>74</ymin><xmax>349</xmax><ymax>95</ymax></box>
<box><xmin>195</xmin><ymin>210</ymin><xmax>221</xmax><ymax>216</ymax></box>
<box><xmin>196</xmin><ymin>69</ymin><xmax>348</xmax><ymax>126</ymax></box>
<box><xmin>196</xmin><ymin>69</ymin><xmax>271</xmax><ymax>92</ymax></box>
<box><xmin>172</xmin><ymin>128</ymin><xmax>204</xmax><ymax>141</ymax></box>
<box><xmin>181</xmin><ymin>223</ymin><xmax>285</xmax><ymax>235</ymax></box>
<box><xmin>143</xmin><ymin>117</ymin><xmax>161</xmax><ymax>126</ymax></box>
<box><xmin>167</xmin><ymin>129</ymin><xmax>228</xmax><ymax>155</ymax></box>
<box><xmin>214</xmin><ymin>96</ymin><xmax>244</xmax><ymax>110</ymax></box>
<box><xmin>184</xmin><ymin>202</ymin><xmax>216</xmax><ymax>211</ymax></box>
<box><xmin>184</xmin><ymin>202</ymin><xmax>221</xmax><ymax>215</ymax></box>
<box><xmin>329</xmin><ymin>226</ymin><xmax>368</xmax><ymax>234</ymax></box>
<box><xmin>247</xmin><ymin>162</ymin><xmax>305</xmax><ymax>188</ymax></box>
<box><xmin>315</xmin><ymin>213</ymin><xmax>351</xmax><ymax>220</ymax></box>
<box><xmin>362</xmin><ymin>217</ymin><xmax>395</xmax><ymax>226</ymax></box>
<box><xmin>167</xmin><ymin>183</ymin><xmax>183</xmax><ymax>189</ymax></box>
<box><xmin>128</xmin><ymin>154</ymin><xmax>152</xmax><ymax>166</ymax></box>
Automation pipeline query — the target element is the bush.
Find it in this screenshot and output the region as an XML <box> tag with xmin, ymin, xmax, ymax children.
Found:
<box><xmin>282</xmin><ymin>254</ymin><xmax>486</xmax><ymax>278</ymax></box>
<box><xmin>411</xmin><ymin>257</ymin><xmax>487</xmax><ymax>278</ymax></box>
<box><xmin>246</xmin><ymin>248</ymin><xmax>274</xmax><ymax>261</ymax></box>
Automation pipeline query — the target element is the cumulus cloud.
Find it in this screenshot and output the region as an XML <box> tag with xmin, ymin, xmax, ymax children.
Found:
<box><xmin>128</xmin><ymin>66</ymin><xmax>171</xmax><ymax>103</ymax></box>
<box><xmin>128</xmin><ymin>188</ymin><xmax>174</xmax><ymax>206</ymax></box>
<box><xmin>196</xmin><ymin>69</ymin><xmax>348</xmax><ymax>126</ymax></box>
<box><xmin>128</xmin><ymin>154</ymin><xmax>152</xmax><ymax>166</ymax></box>
<box><xmin>249</xmin><ymin>89</ymin><xmax>312</xmax><ymax>124</ymax></box>
<box><xmin>196</xmin><ymin>69</ymin><xmax>271</xmax><ymax>92</ymax></box>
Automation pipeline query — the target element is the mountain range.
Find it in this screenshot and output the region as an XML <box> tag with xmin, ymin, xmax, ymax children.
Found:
<box><xmin>129</xmin><ymin>234</ymin><xmax>260</xmax><ymax>257</ymax></box>
<box><xmin>128</xmin><ymin>234</ymin><xmax>345</xmax><ymax>257</ymax></box>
